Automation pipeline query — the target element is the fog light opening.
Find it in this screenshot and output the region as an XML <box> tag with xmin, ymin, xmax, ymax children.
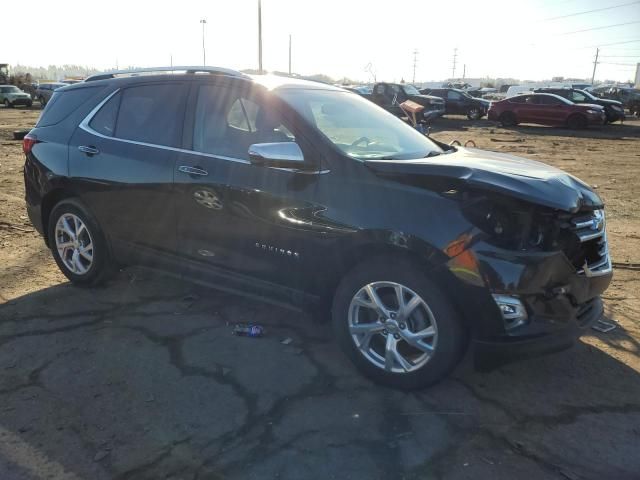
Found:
<box><xmin>492</xmin><ymin>294</ymin><xmax>528</xmax><ymax>331</ymax></box>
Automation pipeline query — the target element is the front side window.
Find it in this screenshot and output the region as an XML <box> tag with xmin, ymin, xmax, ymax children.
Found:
<box><xmin>402</xmin><ymin>85</ymin><xmax>420</xmax><ymax>95</ymax></box>
<box><xmin>278</xmin><ymin>89</ymin><xmax>443</xmax><ymax>161</ymax></box>
<box><xmin>114</xmin><ymin>83</ymin><xmax>186</xmax><ymax>147</ymax></box>
<box><xmin>509</xmin><ymin>95</ymin><xmax>529</xmax><ymax>104</ymax></box>
<box><xmin>570</xmin><ymin>91</ymin><xmax>587</xmax><ymax>102</ymax></box>
<box><xmin>192</xmin><ymin>84</ymin><xmax>295</xmax><ymax>160</ymax></box>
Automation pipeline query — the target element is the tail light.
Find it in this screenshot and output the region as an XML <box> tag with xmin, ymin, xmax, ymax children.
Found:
<box><xmin>22</xmin><ymin>134</ymin><xmax>37</xmax><ymax>155</ymax></box>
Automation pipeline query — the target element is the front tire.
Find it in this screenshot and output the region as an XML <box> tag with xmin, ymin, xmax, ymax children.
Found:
<box><xmin>499</xmin><ymin>111</ymin><xmax>517</xmax><ymax>127</ymax></box>
<box><xmin>332</xmin><ymin>257</ymin><xmax>466</xmax><ymax>390</ymax></box>
<box><xmin>48</xmin><ymin>199</ymin><xmax>114</xmax><ymax>286</ymax></box>
<box><xmin>567</xmin><ymin>114</ymin><xmax>587</xmax><ymax>129</ymax></box>
<box><xmin>4</xmin><ymin>99</ymin><xmax>10</xmax><ymax>108</ymax></box>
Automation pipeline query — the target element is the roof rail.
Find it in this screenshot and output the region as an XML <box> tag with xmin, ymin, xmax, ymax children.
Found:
<box><xmin>85</xmin><ymin>66</ymin><xmax>249</xmax><ymax>82</ymax></box>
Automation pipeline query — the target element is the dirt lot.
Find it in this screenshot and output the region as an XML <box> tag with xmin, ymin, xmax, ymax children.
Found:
<box><xmin>0</xmin><ymin>107</ymin><xmax>639</xmax><ymax>479</ymax></box>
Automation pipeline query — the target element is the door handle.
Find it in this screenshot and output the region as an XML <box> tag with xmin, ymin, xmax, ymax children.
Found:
<box><xmin>78</xmin><ymin>145</ymin><xmax>99</xmax><ymax>156</ymax></box>
<box><xmin>178</xmin><ymin>165</ymin><xmax>208</xmax><ymax>176</ymax></box>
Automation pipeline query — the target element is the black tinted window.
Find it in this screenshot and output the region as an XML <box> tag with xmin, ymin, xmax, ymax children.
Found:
<box><xmin>89</xmin><ymin>92</ymin><xmax>120</xmax><ymax>137</ymax></box>
<box><xmin>115</xmin><ymin>83</ymin><xmax>186</xmax><ymax>147</ymax></box>
<box><xmin>37</xmin><ymin>86</ymin><xmax>102</xmax><ymax>127</ymax></box>
<box><xmin>193</xmin><ymin>84</ymin><xmax>294</xmax><ymax>160</ymax></box>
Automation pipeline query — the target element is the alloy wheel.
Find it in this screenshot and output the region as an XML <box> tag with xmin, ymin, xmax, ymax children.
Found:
<box><xmin>54</xmin><ymin>213</ymin><xmax>94</xmax><ymax>275</ymax></box>
<box><xmin>348</xmin><ymin>281</ymin><xmax>438</xmax><ymax>373</ymax></box>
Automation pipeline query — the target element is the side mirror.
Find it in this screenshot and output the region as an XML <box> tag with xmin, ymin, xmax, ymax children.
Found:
<box><xmin>248</xmin><ymin>142</ymin><xmax>305</xmax><ymax>168</ymax></box>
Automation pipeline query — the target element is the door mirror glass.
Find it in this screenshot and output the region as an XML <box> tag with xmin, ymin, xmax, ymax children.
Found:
<box><xmin>248</xmin><ymin>142</ymin><xmax>305</xmax><ymax>168</ymax></box>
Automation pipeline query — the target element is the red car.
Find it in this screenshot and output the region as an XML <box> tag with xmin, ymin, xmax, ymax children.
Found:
<box><xmin>488</xmin><ymin>93</ymin><xmax>606</xmax><ymax>128</ymax></box>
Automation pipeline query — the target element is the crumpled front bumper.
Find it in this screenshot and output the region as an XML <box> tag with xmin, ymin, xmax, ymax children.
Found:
<box><xmin>443</xmin><ymin>239</ymin><xmax>612</xmax><ymax>362</ymax></box>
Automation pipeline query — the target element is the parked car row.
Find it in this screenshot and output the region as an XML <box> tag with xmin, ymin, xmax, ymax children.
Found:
<box><xmin>488</xmin><ymin>92</ymin><xmax>607</xmax><ymax>128</ymax></box>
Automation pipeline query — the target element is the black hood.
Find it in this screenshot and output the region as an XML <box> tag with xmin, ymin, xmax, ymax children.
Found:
<box><xmin>408</xmin><ymin>94</ymin><xmax>445</xmax><ymax>105</ymax></box>
<box><xmin>365</xmin><ymin>147</ymin><xmax>603</xmax><ymax>212</ymax></box>
<box><xmin>595</xmin><ymin>98</ymin><xmax>623</xmax><ymax>107</ymax></box>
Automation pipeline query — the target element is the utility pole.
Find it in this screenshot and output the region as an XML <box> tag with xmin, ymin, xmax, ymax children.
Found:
<box><xmin>258</xmin><ymin>0</ymin><xmax>263</xmax><ymax>73</ymax></box>
<box><xmin>412</xmin><ymin>49</ymin><xmax>418</xmax><ymax>84</ymax></box>
<box><xmin>462</xmin><ymin>64</ymin><xmax>466</xmax><ymax>79</ymax></box>
<box><xmin>591</xmin><ymin>48</ymin><xmax>599</xmax><ymax>84</ymax></box>
<box><xmin>289</xmin><ymin>34</ymin><xmax>292</xmax><ymax>75</ymax></box>
<box><xmin>452</xmin><ymin>48</ymin><xmax>458</xmax><ymax>79</ymax></box>
<box><xmin>200</xmin><ymin>19</ymin><xmax>207</xmax><ymax>67</ymax></box>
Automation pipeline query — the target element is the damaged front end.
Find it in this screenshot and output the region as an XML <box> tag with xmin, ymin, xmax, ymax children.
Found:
<box><xmin>442</xmin><ymin>189</ymin><xmax>612</xmax><ymax>363</ymax></box>
<box><xmin>365</xmin><ymin>147</ymin><xmax>613</xmax><ymax>363</ymax></box>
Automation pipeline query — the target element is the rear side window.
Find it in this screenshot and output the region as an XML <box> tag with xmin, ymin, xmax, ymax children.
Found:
<box><xmin>89</xmin><ymin>92</ymin><xmax>121</xmax><ymax>136</ymax></box>
<box><xmin>114</xmin><ymin>83</ymin><xmax>186</xmax><ymax>147</ymax></box>
<box><xmin>37</xmin><ymin>86</ymin><xmax>101</xmax><ymax>127</ymax></box>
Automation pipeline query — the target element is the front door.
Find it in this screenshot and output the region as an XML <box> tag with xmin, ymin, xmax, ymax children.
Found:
<box><xmin>174</xmin><ymin>79</ymin><xmax>326</xmax><ymax>293</ymax></box>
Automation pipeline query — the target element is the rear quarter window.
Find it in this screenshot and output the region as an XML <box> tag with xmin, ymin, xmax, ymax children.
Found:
<box><xmin>36</xmin><ymin>86</ymin><xmax>103</xmax><ymax>127</ymax></box>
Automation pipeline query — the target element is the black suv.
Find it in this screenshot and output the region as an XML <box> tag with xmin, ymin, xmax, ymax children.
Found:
<box><xmin>23</xmin><ymin>67</ymin><xmax>612</xmax><ymax>389</ymax></box>
<box><xmin>533</xmin><ymin>87</ymin><xmax>625</xmax><ymax>123</ymax></box>
<box><xmin>420</xmin><ymin>88</ymin><xmax>491</xmax><ymax>120</ymax></box>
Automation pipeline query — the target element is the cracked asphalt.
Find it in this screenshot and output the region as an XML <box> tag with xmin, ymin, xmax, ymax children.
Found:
<box><xmin>1</xmin><ymin>110</ymin><xmax>640</xmax><ymax>479</ymax></box>
<box><xmin>0</xmin><ymin>268</ymin><xmax>639</xmax><ymax>480</ymax></box>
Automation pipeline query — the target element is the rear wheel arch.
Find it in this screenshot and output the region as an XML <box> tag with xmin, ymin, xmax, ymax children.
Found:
<box><xmin>41</xmin><ymin>189</ymin><xmax>78</xmax><ymax>246</ymax></box>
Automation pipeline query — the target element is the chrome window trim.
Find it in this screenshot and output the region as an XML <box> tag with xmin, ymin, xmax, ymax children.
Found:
<box><xmin>78</xmin><ymin>88</ymin><xmax>329</xmax><ymax>174</ymax></box>
<box><xmin>79</xmin><ymin>88</ymin><xmax>250</xmax><ymax>165</ymax></box>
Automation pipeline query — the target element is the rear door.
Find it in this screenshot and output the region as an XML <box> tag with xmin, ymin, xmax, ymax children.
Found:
<box><xmin>69</xmin><ymin>81</ymin><xmax>188</xmax><ymax>256</ymax></box>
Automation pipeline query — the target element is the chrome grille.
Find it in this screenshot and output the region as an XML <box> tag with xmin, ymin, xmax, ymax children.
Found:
<box><xmin>571</xmin><ymin>209</ymin><xmax>611</xmax><ymax>277</ymax></box>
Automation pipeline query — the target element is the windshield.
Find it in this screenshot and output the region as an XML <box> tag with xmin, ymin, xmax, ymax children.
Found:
<box><xmin>402</xmin><ymin>85</ymin><xmax>421</xmax><ymax>95</ymax></box>
<box><xmin>277</xmin><ymin>89</ymin><xmax>443</xmax><ymax>160</ymax></box>
<box><xmin>579</xmin><ymin>89</ymin><xmax>598</xmax><ymax>101</ymax></box>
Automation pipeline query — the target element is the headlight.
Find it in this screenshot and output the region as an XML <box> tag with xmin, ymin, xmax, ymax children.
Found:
<box><xmin>586</xmin><ymin>109</ymin><xmax>600</xmax><ymax>114</ymax></box>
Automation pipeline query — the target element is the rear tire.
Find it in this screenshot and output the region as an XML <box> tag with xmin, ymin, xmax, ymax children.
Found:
<box><xmin>499</xmin><ymin>111</ymin><xmax>517</xmax><ymax>127</ymax></box>
<box><xmin>567</xmin><ymin>114</ymin><xmax>587</xmax><ymax>129</ymax></box>
<box><xmin>48</xmin><ymin>199</ymin><xmax>114</xmax><ymax>287</ymax></box>
<box><xmin>4</xmin><ymin>99</ymin><xmax>11</xmax><ymax>108</ymax></box>
<box><xmin>332</xmin><ymin>257</ymin><xmax>466</xmax><ymax>390</ymax></box>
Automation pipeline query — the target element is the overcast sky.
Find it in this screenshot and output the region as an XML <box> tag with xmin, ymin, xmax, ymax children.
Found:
<box><xmin>7</xmin><ymin>0</ymin><xmax>640</xmax><ymax>82</ymax></box>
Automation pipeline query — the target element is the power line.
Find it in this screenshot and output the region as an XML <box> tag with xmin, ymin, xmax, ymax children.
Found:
<box><xmin>539</xmin><ymin>1</ymin><xmax>640</xmax><ymax>22</ymax></box>
<box><xmin>559</xmin><ymin>20</ymin><xmax>640</xmax><ymax>35</ymax></box>
<box><xmin>600</xmin><ymin>55</ymin><xmax>640</xmax><ymax>57</ymax></box>
<box><xmin>579</xmin><ymin>38</ymin><xmax>640</xmax><ymax>48</ymax></box>
<box><xmin>600</xmin><ymin>61</ymin><xmax>639</xmax><ymax>65</ymax></box>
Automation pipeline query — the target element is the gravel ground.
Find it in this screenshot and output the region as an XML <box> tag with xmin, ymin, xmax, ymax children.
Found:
<box><xmin>0</xmin><ymin>107</ymin><xmax>639</xmax><ymax>479</ymax></box>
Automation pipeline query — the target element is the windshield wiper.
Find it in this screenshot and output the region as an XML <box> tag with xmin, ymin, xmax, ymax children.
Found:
<box><xmin>423</xmin><ymin>151</ymin><xmax>443</xmax><ymax>158</ymax></box>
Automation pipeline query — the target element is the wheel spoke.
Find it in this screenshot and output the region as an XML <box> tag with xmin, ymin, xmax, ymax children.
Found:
<box><xmin>399</xmin><ymin>292</ymin><xmax>422</xmax><ymax>321</ymax></box>
<box><xmin>384</xmin><ymin>335</ymin><xmax>395</xmax><ymax>371</ymax></box>
<box><xmin>402</xmin><ymin>325</ymin><xmax>436</xmax><ymax>352</ymax></box>
<box><xmin>73</xmin><ymin>254</ymin><xmax>85</xmax><ymax>273</ymax></box>
<box><xmin>61</xmin><ymin>217</ymin><xmax>76</xmax><ymax>239</ymax></box>
<box><xmin>350</xmin><ymin>322</ymin><xmax>384</xmax><ymax>350</ymax></box>
<box><xmin>79</xmin><ymin>243</ymin><xmax>93</xmax><ymax>261</ymax></box>
<box><xmin>56</xmin><ymin>241</ymin><xmax>74</xmax><ymax>249</ymax></box>
<box><xmin>364</xmin><ymin>284</ymin><xmax>390</xmax><ymax>318</ymax></box>
<box><xmin>393</xmin><ymin>348</ymin><xmax>413</xmax><ymax>372</ymax></box>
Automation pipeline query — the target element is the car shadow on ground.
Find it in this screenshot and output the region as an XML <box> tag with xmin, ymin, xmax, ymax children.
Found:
<box><xmin>0</xmin><ymin>270</ymin><xmax>639</xmax><ymax>480</ymax></box>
